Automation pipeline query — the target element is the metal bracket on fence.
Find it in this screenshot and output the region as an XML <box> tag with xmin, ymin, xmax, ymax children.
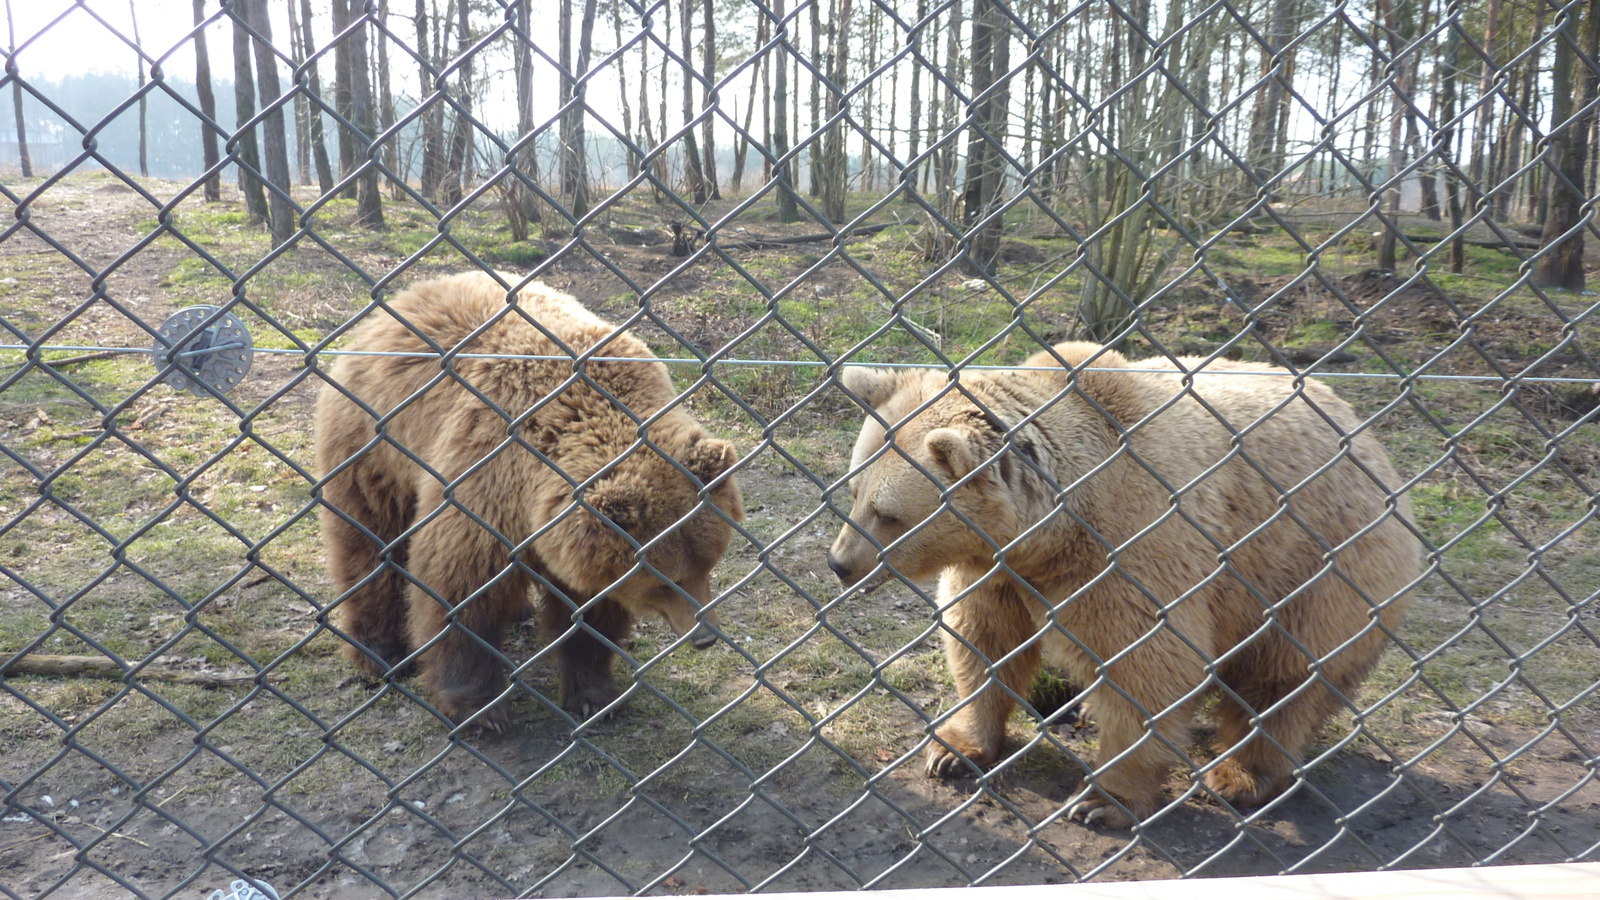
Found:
<box><xmin>150</xmin><ymin>306</ymin><xmax>254</xmax><ymax>397</ymax></box>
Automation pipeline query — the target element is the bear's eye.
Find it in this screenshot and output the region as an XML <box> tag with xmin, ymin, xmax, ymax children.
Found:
<box><xmin>876</xmin><ymin>512</ymin><xmax>904</xmax><ymax>530</ymax></box>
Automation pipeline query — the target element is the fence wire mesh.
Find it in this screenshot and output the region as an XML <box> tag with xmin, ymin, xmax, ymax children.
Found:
<box><xmin>1</xmin><ymin>0</ymin><xmax>1597</xmax><ymax>896</ymax></box>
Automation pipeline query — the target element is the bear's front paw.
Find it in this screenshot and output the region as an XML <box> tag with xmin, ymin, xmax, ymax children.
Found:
<box><xmin>1203</xmin><ymin>758</ymin><xmax>1284</xmax><ymax>808</ymax></box>
<box><xmin>343</xmin><ymin>639</ymin><xmax>414</xmax><ymax>679</ymax></box>
<box><xmin>1064</xmin><ymin>785</ymin><xmax>1140</xmax><ymax>829</ymax></box>
<box><xmin>562</xmin><ymin>682</ymin><xmax>625</xmax><ymax>721</ymax></box>
<box><xmin>436</xmin><ymin>696</ymin><xmax>511</xmax><ymax>734</ymax></box>
<box><xmin>923</xmin><ymin>731</ymin><xmax>997</xmax><ymax>778</ymax></box>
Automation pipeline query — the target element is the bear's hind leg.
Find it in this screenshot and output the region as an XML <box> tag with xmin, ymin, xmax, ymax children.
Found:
<box><xmin>1065</xmin><ymin>654</ymin><xmax>1199</xmax><ymax>828</ymax></box>
<box><xmin>539</xmin><ymin>590</ymin><xmax>634</xmax><ymax>720</ymax></box>
<box><xmin>1205</xmin><ymin>671</ymin><xmax>1344</xmax><ymax>808</ymax></box>
<box><xmin>320</xmin><ymin>459</ymin><xmax>414</xmax><ymax>677</ymax></box>
<box><xmin>407</xmin><ymin>498</ymin><xmax>527</xmax><ymax>728</ymax></box>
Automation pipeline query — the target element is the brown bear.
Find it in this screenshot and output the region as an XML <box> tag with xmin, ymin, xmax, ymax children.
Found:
<box><xmin>315</xmin><ymin>271</ymin><xmax>744</xmax><ymax>728</ymax></box>
<box><xmin>828</xmin><ymin>342</ymin><xmax>1420</xmax><ymax>828</ymax></box>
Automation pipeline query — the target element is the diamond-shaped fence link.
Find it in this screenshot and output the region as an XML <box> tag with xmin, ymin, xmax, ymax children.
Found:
<box><xmin>0</xmin><ymin>0</ymin><xmax>1596</xmax><ymax>896</ymax></box>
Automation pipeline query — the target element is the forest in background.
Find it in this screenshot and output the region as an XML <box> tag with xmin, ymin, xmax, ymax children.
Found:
<box><xmin>4</xmin><ymin>0</ymin><xmax>1596</xmax><ymax>329</ymax></box>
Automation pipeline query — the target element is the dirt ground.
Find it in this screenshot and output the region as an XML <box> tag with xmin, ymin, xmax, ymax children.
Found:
<box><xmin>0</xmin><ymin>176</ymin><xmax>1596</xmax><ymax>898</ymax></box>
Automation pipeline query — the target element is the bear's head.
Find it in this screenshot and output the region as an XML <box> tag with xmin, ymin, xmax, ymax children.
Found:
<box><xmin>543</xmin><ymin>431</ymin><xmax>744</xmax><ymax>648</ymax></box>
<box><xmin>827</xmin><ymin>367</ymin><xmax>1026</xmax><ymax>594</ymax></box>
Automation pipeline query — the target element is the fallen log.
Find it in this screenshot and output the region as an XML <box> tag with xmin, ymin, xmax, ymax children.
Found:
<box><xmin>708</xmin><ymin>222</ymin><xmax>900</xmax><ymax>252</ymax></box>
<box><xmin>1399</xmin><ymin>232</ymin><xmax>1539</xmax><ymax>251</ymax></box>
<box><xmin>1</xmin><ymin>653</ymin><xmax>273</xmax><ymax>687</ymax></box>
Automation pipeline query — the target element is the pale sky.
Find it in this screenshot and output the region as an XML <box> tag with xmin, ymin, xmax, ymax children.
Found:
<box><xmin>4</xmin><ymin>0</ymin><xmax>766</xmax><ymax>171</ymax></box>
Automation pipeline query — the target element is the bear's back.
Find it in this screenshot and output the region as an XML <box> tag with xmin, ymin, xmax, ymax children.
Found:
<box><xmin>1123</xmin><ymin>355</ymin><xmax>1396</xmax><ymax>496</ymax></box>
<box><xmin>1119</xmin><ymin>357</ymin><xmax>1416</xmax><ymax>621</ymax></box>
<box><xmin>1025</xmin><ymin>350</ymin><xmax>1413</xmax><ymax>597</ymax></box>
<box><xmin>329</xmin><ymin>272</ymin><xmax>678</xmax><ymax>422</ymax></box>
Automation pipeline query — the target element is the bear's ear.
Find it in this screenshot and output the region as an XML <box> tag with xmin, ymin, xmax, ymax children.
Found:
<box><xmin>924</xmin><ymin>427</ymin><xmax>980</xmax><ymax>481</ymax></box>
<box><xmin>582</xmin><ymin>476</ymin><xmax>650</xmax><ymax>535</ymax></box>
<box><xmin>683</xmin><ymin>437</ymin><xmax>739</xmax><ymax>485</ymax></box>
<box><xmin>840</xmin><ymin>366</ymin><xmax>896</xmax><ymax>409</ymax></box>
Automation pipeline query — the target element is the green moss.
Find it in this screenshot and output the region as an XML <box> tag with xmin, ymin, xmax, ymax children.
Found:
<box><xmin>1284</xmin><ymin>319</ymin><xmax>1343</xmax><ymax>346</ymax></box>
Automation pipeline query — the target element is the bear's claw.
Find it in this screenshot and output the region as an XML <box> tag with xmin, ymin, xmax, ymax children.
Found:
<box><xmin>474</xmin><ymin>704</ymin><xmax>511</xmax><ymax>733</ymax></box>
<box><xmin>436</xmin><ymin>697</ymin><xmax>510</xmax><ymax>734</ymax></box>
<box><xmin>1065</xmin><ymin>787</ymin><xmax>1136</xmax><ymax>829</ymax></box>
<box><xmin>925</xmin><ymin>748</ymin><xmax>966</xmax><ymax>778</ymax></box>
<box><xmin>563</xmin><ymin>682</ymin><xmax>625</xmax><ymax>722</ymax></box>
<box><xmin>923</xmin><ymin>739</ymin><xmax>992</xmax><ymax>779</ymax></box>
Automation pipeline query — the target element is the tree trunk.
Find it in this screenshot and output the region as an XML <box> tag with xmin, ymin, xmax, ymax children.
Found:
<box><xmin>298</xmin><ymin>0</ymin><xmax>335</xmax><ymax>194</ymax></box>
<box><xmin>821</xmin><ymin>0</ymin><xmax>852</xmax><ymax>222</ymax></box>
<box><xmin>700</xmin><ymin>0</ymin><xmax>720</xmax><ymax>198</ymax></box>
<box><xmin>936</xmin><ymin>0</ymin><xmax>962</xmax><ymax>216</ymax></box>
<box><xmin>1533</xmin><ymin>0</ymin><xmax>1600</xmax><ymax>289</ymax></box>
<box><xmin>1412</xmin><ymin>0</ymin><xmax>1440</xmax><ymax>219</ymax></box>
<box><xmin>675</xmin><ymin>0</ymin><xmax>709</xmax><ymax>203</ymax></box>
<box><xmin>793</xmin><ymin>36</ymin><xmax>801</xmax><ymax>192</ymax></box>
<box><xmin>731</xmin><ymin>11</ymin><xmax>764</xmax><ymax>193</ymax></box>
<box><xmin>442</xmin><ymin>0</ymin><xmax>474</xmax><ymax>206</ymax></box>
<box><xmin>732</xmin><ymin>90</ymin><xmax>758</xmax><ymax>193</ymax></box>
<box><xmin>570</xmin><ymin>0</ymin><xmax>598</xmax><ymax>216</ymax></box>
<box><xmin>332</xmin><ymin>0</ymin><xmax>357</xmax><ymax>198</ymax></box>
<box><xmin>232</xmin><ymin>14</ymin><xmax>269</xmax><ymax>224</ymax></box>
<box><xmin>1437</xmin><ymin>2</ymin><xmax>1465</xmax><ymax>273</ymax></box>
<box><xmin>245</xmin><ymin>0</ymin><xmax>295</xmax><ymax>246</ymax></box>
<box><xmin>1321</xmin><ymin>20</ymin><xmax>1341</xmax><ymax>193</ymax></box>
<box><xmin>1364</xmin><ymin>13</ymin><xmax>1380</xmax><ymax>175</ymax></box>
<box><xmin>661</xmin><ymin>3</ymin><xmax>670</xmax><ymax>194</ymax></box>
<box><xmin>192</xmin><ymin>0</ymin><xmax>218</xmax><ymax>198</ymax></box>
<box><xmin>377</xmin><ymin>0</ymin><xmax>398</xmax><ymax>199</ymax></box>
<box><xmin>1376</xmin><ymin>0</ymin><xmax>1408</xmax><ymax>271</ymax></box>
<box><xmin>760</xmin><ymin>10</ymin><xmax>771</xmax><ymax>184</ymax></box>
<box><xmin>863</xmin><ymin>6</ymin><xmax>877</xmax><ymax>191</ymax></box>
<box><xmin>4</xmin><ymin>0</ymin><xmax>28</xmax><ymax>177</ymax></box>
<box><xmin>415</xmin><ymin>0</ymin><xmax>443</xmax><ymax>200</ymax></box>
<box><xmin>962</xmin><ymin>0</ymin><xmax>1005</xmax><ymax>273</ymax></box>
<box><xmin>886</xmin><ymin>11</ymin><xmax>898</xmax><ymax>194</ymax></box>
<box><xmin>559</xmin><ymin>0</ymin><xmax>575</xmax><ymax>197</ymax></box>
<box><xmin>809</xmin><ymin>0</ymin><xmax>823</xmax><ymax>196</ymax></box>
<box><xmin>772</xmin><ymin>0</ymin><xmax>799</xmax><ymax>220</ymax></box>
<box><xmin>1044</xmin><ymin>0</ymin><xmax>1066</xmax><ymax>200</ymax></box>
<box><xmin>641</xmin><ymin>18</ymin><xmax>662</xmax><ymax>198</ymax></box>
<box><xmin>130</xmin><ymin>0</ymin><xmax>147</xmax><ymax>177</ymax></box>
<box><xmin>512</xmin><ymin>0</ymin><xmax>544</xmax><ymax>231</ymax></box>
<box><xmin>1105</xmin><ymin>19</ymin><xmax>1119</xmax><ymax>198</ymax></box>
<box><xmin>611</xmin><ymin>0</ymin><xmax>638</xmax><ymax>180</ymax></box>
<box><xmin>1468</xmin><ymin>0</ymin><xmax>1500</xmax><ymax>194</ymax></box>
<box><xmin>344</xmin><ymin>0</ymin><xmax>383</xmax><ymax>227</ymax></box>
<box><xmin>1488</xmin><ymin>0</ymin><xmax>1517</xmax><ymax>223</ymax></box>
<box><xmin>288</xmin><ymin>0</ymin><xmax>311</xmax><ymax>184</ymax></box>
<box><xmin>1523</xmin><ymin>0</ymin><xmax>1547</xmax><ymax>221</ymax></box>
<box><xmin>905</xmin><ymin>0</ymin><xmax>925</xmax><ymax>197</ymax></box>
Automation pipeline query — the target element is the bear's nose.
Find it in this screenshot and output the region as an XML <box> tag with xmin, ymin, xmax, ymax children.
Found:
<box><xmin>827</xmin><ymin>554</ymin><xmax>853</xmax><ymax>585</ymax></box>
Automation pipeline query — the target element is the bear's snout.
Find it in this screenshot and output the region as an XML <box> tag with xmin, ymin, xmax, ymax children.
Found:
<box><xmin>689</xmin><ymin>623</ymin><xmax>720</xmax><ymax>650</ymax></box>
<box><xmin>827</xmin><ymin>553</ymin><xmax>856</xmax><ymax>586</ymax></box>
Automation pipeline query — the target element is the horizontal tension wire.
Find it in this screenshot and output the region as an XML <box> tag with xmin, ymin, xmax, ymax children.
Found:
<box><xmin>3</xmin><ymin>343</ymin><xmax>1598</xmax><ymax>385</ymax></box>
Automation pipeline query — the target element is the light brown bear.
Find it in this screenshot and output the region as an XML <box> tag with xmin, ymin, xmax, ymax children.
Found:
<box><xmin>829</xmin><ymin>343</ymin><xmax>1420</xmax><ymax>827</ymax></box>
<box><xmin>315</xmin><ymin>271</ymin><xmax>744</xmax><ymax>728</ymax></box>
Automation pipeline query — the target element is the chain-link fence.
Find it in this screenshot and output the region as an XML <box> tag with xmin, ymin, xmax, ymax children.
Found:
<box><xmin>1</xmin><ymin>0</ymin><xmax>1597</xmax><ymax>896</ymax></box>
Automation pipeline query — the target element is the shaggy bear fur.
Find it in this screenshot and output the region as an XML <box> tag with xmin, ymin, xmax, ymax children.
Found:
<box><xmin>828</xmin><ymin>342</ymin><xmax>1420</xmax><ymax>827</ymax></box>
<box><xmin>315</xmin><ymin>272</ymin><xmax>744</xmax><ymax>727</ymax></box>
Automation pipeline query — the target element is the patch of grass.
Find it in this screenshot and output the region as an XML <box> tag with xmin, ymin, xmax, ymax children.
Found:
<box><xmin>1284</xmin><ymin>319</ymin><xmax>1343</xmax><ymax>347</ymax></box>
<box><xmin>1231</xmin><ymin>242</ymin><xmax>1310</xmax><ymax>278</ymax></box>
